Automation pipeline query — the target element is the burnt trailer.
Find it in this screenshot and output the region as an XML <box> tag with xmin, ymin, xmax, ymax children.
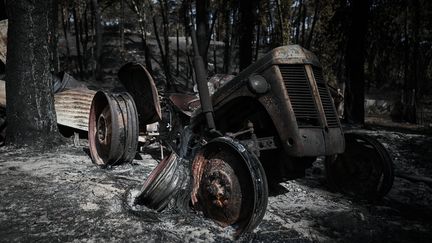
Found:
<box><xmin>88</xmin><ymin>45</ymin><xmax>394</xmax><ymax>236</ymax></box>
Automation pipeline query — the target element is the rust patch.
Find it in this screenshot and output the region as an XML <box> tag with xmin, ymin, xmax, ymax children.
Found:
<box><xmin>191</xmin><ymin>151</ymin><xmax>207</xmax><ymax>205</ymax></box>
<box><xmin>169</xmin><ymin>93</ymin><xmax>200</xmax><ymax>117</ymax></box>
<box><xmin>54</xmin><ymin>88</ymin><xmax>96</xmax><ymax>131</ymax></box>
<box><xmin>196</xmin><ymin>149</ymin><xmax>244</xmax><ymax>227</ymax></box>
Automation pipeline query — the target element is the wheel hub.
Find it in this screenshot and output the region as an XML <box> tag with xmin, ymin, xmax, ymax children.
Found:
<box><xmin>205</xmin><ymin>170</ymin><xmax>232</xmax><ymax>208</ymax></box>
<box><xmin>97</xmin><ymin>115</ymin><xmax>107</xmax><ymax>143</ymax></box>
<box><xmin>199</xmin><ymin>158</ymin><xmax>241</xmax><ymax>225</ymax></box>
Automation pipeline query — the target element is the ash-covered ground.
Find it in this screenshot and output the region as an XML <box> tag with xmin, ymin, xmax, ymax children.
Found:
<box><xmin>1</xmin><ymin>124</ymin><xmax>431</xmax><ymax>242</ymax></box>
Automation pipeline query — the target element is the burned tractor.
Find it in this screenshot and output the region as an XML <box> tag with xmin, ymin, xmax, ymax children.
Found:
<box><xmin>88</xmin><ymin>42</ymin><xmax>393</xmax><ymax>235</ymax></box>
<box><xmin>192</xmin><ymin>46</ymin><xmax>346</xmax><ymax>184</ymax></box>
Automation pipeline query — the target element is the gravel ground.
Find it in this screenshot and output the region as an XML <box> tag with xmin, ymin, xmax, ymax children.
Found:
<box><xmin>0</xmin><ymin>127</ymin><xmax>431</xmax><ymax>242</ymax></box>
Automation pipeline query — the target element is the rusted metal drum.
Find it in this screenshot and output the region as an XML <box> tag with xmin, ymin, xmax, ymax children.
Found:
<box><xmin>88</xmin><ymin>90</ymin><xmax>139</xmax><ymax>166</ymax></box>
<box><xmin>325</xmin><ymin>132</ymin><xmax>394</xmax><ymax>200</ymax></box>
<box><xmin>191</xmin><ymin>137</ymin><xmax>268</xmax><ymax>236</ymax></box>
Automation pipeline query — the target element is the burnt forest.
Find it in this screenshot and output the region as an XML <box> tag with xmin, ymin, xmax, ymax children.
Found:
<box><xmin>0</xmin><ymin>0</ymin><xmax>432</xmax><ymax>242</ymax></box>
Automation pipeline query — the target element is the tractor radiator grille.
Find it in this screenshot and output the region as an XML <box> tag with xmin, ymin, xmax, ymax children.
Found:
<box><xmin>312</xmin><ymin>66</ymin><xmax>339</xmax><ymax>128</ymax></box>
<box><xmin>279</xmin><ymin>64</ymin><xmax>320</xmax><ymax>128</ymax></box>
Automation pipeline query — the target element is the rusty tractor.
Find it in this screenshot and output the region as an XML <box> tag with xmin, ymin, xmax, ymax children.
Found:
<box><xmin>87</xmin><ymin>32</ymin><xmax>394</xmax><ymax>236</ymax></box>
<box><xmin>0</xmin><ymin>16</ymin><xmax>395</xmax><ymax>237</ymax></box>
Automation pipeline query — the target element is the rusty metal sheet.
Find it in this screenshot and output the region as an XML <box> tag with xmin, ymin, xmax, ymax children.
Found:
<box><xmin>0</xmin><ymin>20</ymin><xmax>7</xmax><ymax>64</ymax></box>
<box><xmin>1</xmin><ymin>80</ymin><xmax>95</xmax><ymax>132</ymax></box>
<box><xmin>54</xmin><ymin>88</ymin><xmax>96</xmax><ymax>131</ymax></box>
<box><xmin>53</xmin><ymin>72</ymin><xmax>87</xmax><ymax>93</ymax></box>
<box><xmin>2</xmin><ymin>72</ymin><xmax>86</xmax><ymax>108</ymax></box>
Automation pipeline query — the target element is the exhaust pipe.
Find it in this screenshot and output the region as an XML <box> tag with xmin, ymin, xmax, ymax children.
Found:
<box><xmin>190</xmin><ymin>21</ymin><xmax>217</xmax><ymax>132</ymax></box>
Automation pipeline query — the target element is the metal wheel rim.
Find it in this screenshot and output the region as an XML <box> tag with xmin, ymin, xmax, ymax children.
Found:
<box><xmin>325</xmin><ymin>133</ymin><xmax>394</xmax><ymax>200</ymax></box>
<box><xmin>192</xmin><ymin>137</ymin><xmax>268</xmax><ymax>236</ymax></box>
<box><xmin>88</xmin><ymin>91</ymin><xmax>139</xmax><ymax>166</ymax></box>
<box><xmin>135</xmin><ymin>152</ymin><xmax>181</xmax><ymax>211</ymax></box>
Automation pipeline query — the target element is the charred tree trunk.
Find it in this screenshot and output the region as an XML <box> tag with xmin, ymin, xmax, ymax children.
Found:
<box><xmin>156</xmin><ymin>0</ymin><xmax>173</xmax><ymax>91</ymax></box>
<box><xmin>0</xmin><ymin>1</ymin><xmax>6</xmax><ymax>20</ymax></box>
<box><xmin>294</xmin><ymin>0</ymin><xmax>303</xmax><ymax>44</ymax></box>
<box><xmin>120</xmin><ymin>0</ymin><xmax>125</xmax><ymax>52</ymax></box>
<box><xmin>403</xmin><ymin>3</ymin><xmax>409</xmax><ymax>109</ymax></box>
<box><xmin>239</xmin><ymin>0</ymin><xmax>258</xmax><ymax>71</ymax></box>
<box><xmin>267</xmin><ymin>0</ymin><xmax>275</xmax><ymax>46</ymax></box>
<box><xmin>5</xmin><ymin>0</ymin><xmax>62</xmax><ymax>147</ymax></box>
<box><xmin>129</xmin><ymin>0</ymin><xmax>153</xmax><ymax>74</ymax></box>
<box><xmin>222</xmin><ymin>1</ymin><xmax>232</xmax><ymax>74</ymax></box>
<box><xmin>344</xmin><ymin>0</ymin><xmax>371</xmax><ymax>124</ymax></box>
<box><xmin>72</xmin><ymin>3</ymin><xmax>84</xmax><ymax>79</ymax></box>
<box><xmin>196</xmin><ymin>0</ymin><xmax>209</xmax><ymax>69</ymax></box>
<box><xmin>82</xmin><ymin>5</ymin><xmax>89</xmax><ymax>75</ymax></box>
<box><xmin>255</xmin><ymin>4</ymin><xmax>262</xmax><ymax>61</ymax></box>
<box><xmin>142</xmin><ymin>31</ymin><xmax>153</xmax><ymax>74</ymax></box>
<box><xmin>403</xmin><ymin>0</ymin><xmax>420</xmax><ymax>123</ymax></box>
<box><xmin>61</xmin><ymin>3</ymin><xmax>71</xmax><ymax>66</ymax></box>
<box><xmin>300</xmin><ymin>3</ymin><xmax>307</xmax><ymax>46</ymax></box>
<box><xmin>305</xmin><ymin>0</ymin><xmax>319</xmax><ymax>49</ymax></box>
<box><xmin>176</xmin><ymin>23</ymin><xmax>180</xmax><ymax>76</ymax></box>
<box><xmin>90</xmin><ymin>0</ymin><xmax>102</xmax><ymax>80</ymax></box>
<box><xmin>180</xmin><ymin>1</ymin><xmax>193</xmax><ymax>82</ymax></box>
<box><xmin>161</xmin><ymin>0</ymin><xmax>170</xmax><ymax>78</ymax></box>
<box><xmin>207</xmin><ymin>9</ymin><xmax>218</xmax><ymax>53</ymax></box>
<box><xmin>275</xmin><ymin>0</ymin><xmax>291</xmax><ymax>46</ymax></box>
<box><xmin>49</xmin><ymin>0</ymin><xmax>60</xmax><ymax>74</ymax></box>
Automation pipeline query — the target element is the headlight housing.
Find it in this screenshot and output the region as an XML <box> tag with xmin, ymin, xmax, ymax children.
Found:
<box><xmin>248</xmin><ymin>75</ymin><xmax>270</xmax><ymax>94</ymax></box>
